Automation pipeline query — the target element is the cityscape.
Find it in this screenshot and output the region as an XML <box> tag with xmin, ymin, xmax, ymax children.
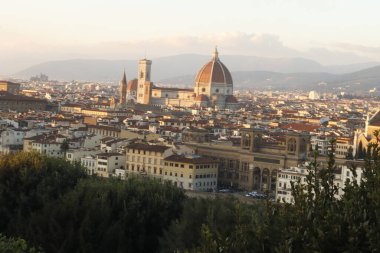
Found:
<box><xmin>0</xmin><ymin>1</ymin><xmax>379</xmax><ymax>252</ymax></box>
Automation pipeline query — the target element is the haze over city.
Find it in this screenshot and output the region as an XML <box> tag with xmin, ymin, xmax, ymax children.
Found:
<box><xmin>2</xmin><ymin>0</ymin><xmax>380</xmax><ymax>74</ymax></box>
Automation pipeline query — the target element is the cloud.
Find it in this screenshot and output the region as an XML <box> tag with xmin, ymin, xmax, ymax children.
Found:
<box><xmin>333</xmin><ymin>43</ymin><xmax>380</xmax><ymax>59</ymax></box>
<box><xmin>303</xmin><ymin>47</ymin><xmax>374</xmax><ymax>65</ymax></box>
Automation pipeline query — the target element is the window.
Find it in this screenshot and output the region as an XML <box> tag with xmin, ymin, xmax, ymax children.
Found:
<box><xmin>202</xmin><ymin>88</ymin><xmax>206</xmax><ymax>92</ymax></box>
<box><xmin>215</xmin><ymin>88</ymin><xmax>219</xmax><ymax>93</ymax></box>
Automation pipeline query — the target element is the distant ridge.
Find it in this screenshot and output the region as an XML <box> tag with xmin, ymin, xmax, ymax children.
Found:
<box><xmin>15</xmin><ymin>54</ymin><xmax>379</xmax><ymax>83</ymax></box>
<box><xmin>163</xmin><ymin>66</ymin><xmax>380</xmax><ymax>92</ymax></box>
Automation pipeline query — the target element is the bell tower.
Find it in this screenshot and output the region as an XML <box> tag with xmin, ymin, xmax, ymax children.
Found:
<box><xmin>137</xmin><ymin>59</ymin><xmax>152</xmax><ymax>104</ymax></box>
<box><xmin>119</xmin><ymin>69</ymin><xmax>127</xmax><ymax>107</ymax></box>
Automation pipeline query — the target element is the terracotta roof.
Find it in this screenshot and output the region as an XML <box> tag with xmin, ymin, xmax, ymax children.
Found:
<box><xmin>195</xmin><ymin>51</ymin><xmax>233</xmax><ymax>85</ymax></box>
<box><xmin>127</xmin><ymin>143</ymin><xmax>170</xmax><ymax>153</ymax></box>
<box><xmin>164</xmin><ymin>154</ymin><xmax>218</xmax><ymax>164</ymax></box>
<box><xmin>154</xmin><ymin>87</ymin><xmax>194</xmax><ymax>92</ymax></box>
<box><xmin>282</xmin><ymin>123</ymin><xmax>320</xmax><ymax>132</ymax></box>
<box><xmin>0</xmin><ymin>91</ymin><xmax>46</xmax><ymax>103</ymax></box>
<box><xmin>127</xmin><ymin>79</ymin><xmax>138</xmax><ymax>91</ymax></box>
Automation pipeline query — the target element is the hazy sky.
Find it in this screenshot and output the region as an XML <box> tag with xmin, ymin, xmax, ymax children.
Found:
<box><xmin>1</xmin><ymin>0</ymin><xmax>380</xmax><ymax>74</ymax></box>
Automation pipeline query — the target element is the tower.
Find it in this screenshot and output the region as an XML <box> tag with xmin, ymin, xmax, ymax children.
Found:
<box><xmin>136</xmin><ymin>59</ymin><xmax>152</xmax><ymax>104</ymax></box>
<box><xmin>119</xmin><ymin>69</ymin><xmax>127</xmax><ymax>106</ymax></box>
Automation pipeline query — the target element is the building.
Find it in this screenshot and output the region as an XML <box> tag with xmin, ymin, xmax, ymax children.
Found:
<box><xmin>0</xmin><ymin>91</ymin><xmax>47</xmax><ymax>112</ymax></box>
<box><xmin>123</xmin><ymin>142</ymin><xmax>218</xmax><ymax>191</ymax></box>
<box><xmin>309</xmin><ymin>90</ymin><xmax>320</xmax><ymax>100</ymax></box>
<box><xmin>95</xmin><ymin>153</ymin><xmax>125</xmax><ymax>177</ymax></box>
<box><xmin>354</xmin><ymin>110</ymin><xmax>380</xmax><ymax>158</ymax></box>
<box><xmin>124</xmin><ymin>48</ymin><xmax>239</xmax><ymax>110</ymax></box>
<box><xmin>163</xmin><ymin>154</ymin><xmax>218</xmax><ymax>191</ymax></box>
<box><xmin>186</xmin><ymin>129</ymin><xmax>311</xmax><ymax>192</ymax></box>
<box><xmin>0</xmin><ymin>129</ymin><xmax>26</xmax><ymax>153</ymax></box>
<box><xmin>0</xmin><ymin>81</ymin><xmax>20</xmax><ymax>94</ymax></box>
<box><xmin>125</xmin><ymin>142</ymin><xmax>173</xmax><ymax>178</ymax></box>
<box><xmin>276</xmin><ymin>165</ymin><xmax>363</xmax><ymax>203</ymax></box>
<box><xmin>87</xmin><ymin>125</ymin><xmax>121</xmax><ymax>138</ymax></box>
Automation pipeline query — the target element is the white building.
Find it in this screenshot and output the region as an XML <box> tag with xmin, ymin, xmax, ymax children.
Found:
<box><xmin>309</xmin><ymin>90</ymin><xmax>320</xmax><ymax>100</ymax></box>
<box><xmin>95</xmin><ymin>153</ymin><xmax>125</xmax><ymax>178</ymax></box>
<box><xmin>276</xmin><ymin>165</ymin><xmax>363</xmax><ymax>203</ymax></box>
<box><xmin>81</xmin><ymin>155</ymin><xmax>97</xmax><ymax>175</ymax></box>
<box><xmin>310</xmin><ymin>137</ymin><xmax>330</xmax><ymax>155</ymax></box>
<box><xmin>66</xmin><ymin>149</ymin><xmax>100</xmax><ymax>163</ymax></box>
<box><xmin>0</xmin><ymin>129</ymin><xmax>26</xmax><ymax>153</ymax></box>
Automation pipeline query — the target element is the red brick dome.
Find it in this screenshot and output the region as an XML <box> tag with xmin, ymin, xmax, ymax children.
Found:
<box><xmin>195</xmin><ymin>48</ymin><xmax>233</xmax><ymax>85</ymax></box>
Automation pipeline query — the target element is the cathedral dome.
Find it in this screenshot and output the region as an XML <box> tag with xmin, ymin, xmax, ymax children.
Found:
<box><xmin>195</xmin><ymin>48</ymin><xmax>233</xmax><ymax>85</ymax></box>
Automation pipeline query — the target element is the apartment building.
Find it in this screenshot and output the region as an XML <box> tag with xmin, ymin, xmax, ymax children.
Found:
<box><xmin>276</xmin><ymin>165</ymin><xmax>363</xmax><ymax>203</ymax></box>
<box><xmin>163</xmin><ymin>154</ymin><xmax>218</xmax><ymax>191</ymax></box>
<box><xmin>125</xmin><ymin>142</ymin><xmax>173</xmax><ymax>178</ymax></box>
<box><xmin>124</xmin><ymin>142</ymin><xmax>217</xmax><ymax>191</ymax></box>
<box><xmin>96</xmin><ymin>153</ymin><xmax>125</xmax><ymax>177</ymax></box>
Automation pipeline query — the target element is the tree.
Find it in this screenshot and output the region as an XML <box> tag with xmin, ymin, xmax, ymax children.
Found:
<box><xmin>0</xmin><ymin>152</ymin><xmax>87</xmax><ymax>233</ymax></box>
<box><xmin>0</xmin><ymin>234</ymin><xmax>40</xmax><ymax>253</ymax></box>
<box><xmin>60</xmin><ymin>139</ymin><xmax>70</xmax><ymax>158</ymax></box>
<box><xmin>23</xmin><ymin>177</ymin><xmax>185</xmax><ymax>253</ymax></box>
<box><xmin>346</xmin><ymin>145</ymin><xmax>354</xmax><ymax>160</ymax></box>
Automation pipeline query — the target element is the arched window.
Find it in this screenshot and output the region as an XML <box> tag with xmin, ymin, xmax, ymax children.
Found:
<box><xmin>244</xmin><ymin>134</ymin><xmax>251</xmax><ymax>147</ymax></box>
<box><xmin>288</xmin><ymin>138</ymin><xmax>296</xmax><ymax>152</ymax></box>
<box><xmin>202</xmin><ymin>88</ymin><xmax>206</xmax><ymax>92</ymax></box>
<box><xmin>215</xmin><ymin>88</ymin><xmax>219</xmax><ymax>93</ymax></box>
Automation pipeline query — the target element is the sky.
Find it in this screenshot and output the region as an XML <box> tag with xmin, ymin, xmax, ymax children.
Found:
<box><xmin>1</xmin><ymin>0</ymin><xmax>380</xmax><ymax>74</ymax></box>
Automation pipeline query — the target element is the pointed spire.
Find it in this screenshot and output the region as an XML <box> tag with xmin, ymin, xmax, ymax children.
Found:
<box><xmin>121</xmin><ymin>68</ymin><xmax>127</xmax><ymax>84</ymax></box>
<box><xmin>212</xmin><ymin>46</ymin><xmax>219</xmax><ymax>60</ymax></box>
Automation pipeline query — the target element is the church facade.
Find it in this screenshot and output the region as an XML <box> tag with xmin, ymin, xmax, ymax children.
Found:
<box><xmin>119</xmin><ymin>48</ymin><xmax>239</xmax><ymax>110</ymax></box>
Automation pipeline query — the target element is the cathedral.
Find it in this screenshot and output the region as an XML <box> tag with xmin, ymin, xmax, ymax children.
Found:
<box><xmin>119</xmin><ymin>48</ymin><xmax>239</xmax><ymax>110</ymax></box>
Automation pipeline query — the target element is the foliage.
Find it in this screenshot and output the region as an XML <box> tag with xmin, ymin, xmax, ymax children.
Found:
<box><xmin>0</xmin><ymin>146</ymin><xmax>380</xmax><ymax>252</ymax></box>
<box><xmin>60</xmin><ymin>139</ymin><xmax>69</xmax><ymax>155</ymax></box>
<box><xmin>160</xmin><ymin>197</ymin><xmax>277</xmax><ymax>253</ymax></box>
<box><xmin>22</xmin><ymin>177</ymin><xmax>185</xmax><ymax>253</ymax></box>
<box><xmin>0</xmin><ymin>234</ymin><xmax>40</xmax><ymax>253</ymax></box>
<box><xmin>0</xmin><ymin>152</ymin><xmax>87</xmax><ymax>233</ymax></box>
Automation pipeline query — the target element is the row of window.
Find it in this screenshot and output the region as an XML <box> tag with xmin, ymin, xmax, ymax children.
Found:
<box><xmin>127</xmin><ymin>156</ymin><xmax>161</xmax><ymax>164</ymax></box>
<box><xmin>129</xmin><ymin>150</ymin><xmax>162</xmax><ymax>156</ymax></box>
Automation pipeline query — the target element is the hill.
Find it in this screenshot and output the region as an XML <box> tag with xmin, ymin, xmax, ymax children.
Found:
<box><xmin>15</xmin><ymin>54</ymin><xmax>378</xmax><ymax>82</ymax></box>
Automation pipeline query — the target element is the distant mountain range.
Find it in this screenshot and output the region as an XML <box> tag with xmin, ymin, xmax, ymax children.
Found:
<box><xmin>14</xmin><ymin>54</ymin><xmax>380</xmax><ymax>92</ymax></box>
<box><xmin>164</xmin><ymin>66</ymin><xmax>380</xmax><ymax>92</ymax></box>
